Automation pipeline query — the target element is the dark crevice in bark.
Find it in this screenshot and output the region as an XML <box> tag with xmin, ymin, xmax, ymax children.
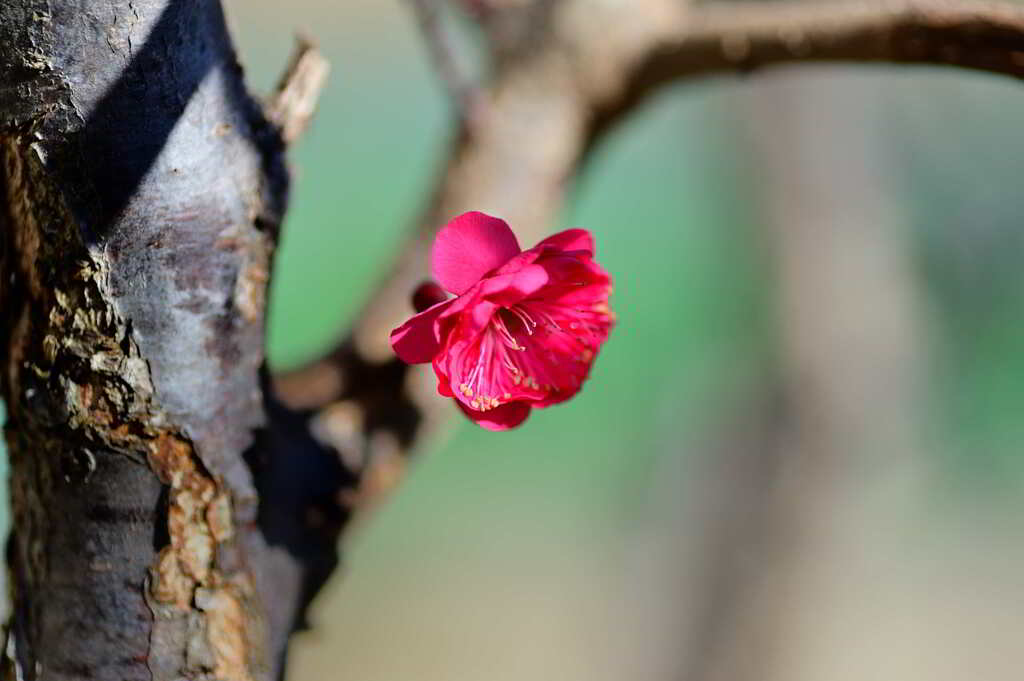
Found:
<box><xmin>0</xmin><ymin>138</ymin><xmax>169</xmax><ymax>681</ymax></box>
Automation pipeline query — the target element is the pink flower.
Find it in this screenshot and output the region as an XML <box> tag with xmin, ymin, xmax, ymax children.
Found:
<box><xmin>390</xmin><ymin>211</ymin><xmax>615</xmax><ymax>430</ymax></box>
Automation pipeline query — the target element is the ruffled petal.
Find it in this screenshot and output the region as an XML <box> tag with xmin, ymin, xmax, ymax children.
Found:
<box><xmin>478</xmin><ymin>264</ymin><xmax>550</xmax><ymax>306</ymax></box>
<box><xmin>535</xmin><ymin>254</ymin><xmax>612</xmax><ymax>306</ymax></box>
<box><xmin>431</xmin><ymin>211</ymin><xmax>521</xmax><ymax>295</ymax></box>
<box><xmin>456</xmin><ymin>399</ymin><xmax>531</xmax><ymax>431</ymax></box>
<box><xmin>535</xmin><ymin>228</ymin><xmax>595</xmax><ymax>256</ymax></box>
<box><xmin>389</xmin><ymin>299</ymin><xmax>455</xmax><ymax>364</ymax></box>
<box><xmin>492</xmin><ymin>248</ymin><xmax>544</xmax><ymax>276</ymax></box>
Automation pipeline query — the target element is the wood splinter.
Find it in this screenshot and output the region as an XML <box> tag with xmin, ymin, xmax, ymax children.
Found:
<box><xmin>267</xmin><ymin>37</ymin><xmax>330</xmax><ymax>145</ymax></box>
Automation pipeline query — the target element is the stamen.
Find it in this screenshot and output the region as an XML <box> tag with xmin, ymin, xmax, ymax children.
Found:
<box><xmin>492</xmin><ymin>314</ymin><xmax>520</xmax><ymax>348</ymax></box>
<box><xmin>455</xmin><ymin>285</ymin><xmax>611</xmax><ymax>409</ymax></box>
<box><xmin>534</xmin><ymin>307</ymin><xmax>561</xmax><ymax>331</ymax></box>
<box><xmin>509</xmin><ymin>305</ymin><xmax>536</xmax><ymax>335</ymax></box>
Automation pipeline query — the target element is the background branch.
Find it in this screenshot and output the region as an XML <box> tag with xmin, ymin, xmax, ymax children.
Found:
<box><xmin>675</xmin><ymin>71</ymin><xmax>928</xmax><ymax>681</ymax></box>
<box><xmin>408</xmin><ymin>0</ymin><xmax>480</xmax><ymax>119</ymax></box>
<box><xmin>263</xmin><ymin>5</ymin><xmax>1024</xmax><ymax>667</ymax></box>
<box><xmin>592</xmin><ymin>0</ymin><xmax>1024</xmax><ymax>142</ymax></box>
<box><xmin>272</xmin><ymin>0</ymin><xmax>1024</xmax><ymax>506</ymax></box>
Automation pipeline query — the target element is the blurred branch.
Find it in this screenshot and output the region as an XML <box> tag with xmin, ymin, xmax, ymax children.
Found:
<box><xmin>672</xmin><ymin>390</ymin><xmax>790</xmax><ymax>681</ymax></box>
<box><xmin>276</xmin><ymin>0</ymin><xmax>1024</xmax><ymax>440</ymax></box>
<box><xmin>677</xmin><ymin>72</ymin><xmax>929</xmax><ymax>681</ymax></box>
<box><xmin>266</xmin><ymin>0</ymin><xmax>1024</xmax><ymax>640</ymax></box>
<box><xmin>690</xmin><ymin>0</ymin><xmax>1024</xmax><ymax>77</ymax></box>
<box><xmin>592</xmin><ymin>0</ymin><xmax>1024</xmax><ymax>139</ymax></box>
<box><xmin>407</xmin><ymin>0</ymin><xmax>481</xmax><ymax>119</ymax></box>
<box><xmin>266</xmin><ymin>37</ymin><xmax>330</xmax><ymax>145</ymax></box>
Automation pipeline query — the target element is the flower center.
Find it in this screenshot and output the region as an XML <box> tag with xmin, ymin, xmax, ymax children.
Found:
<box><xmin>455</xmin><ymin>299</ymin><xmax>609</xmax><ymax>411</ymax></box>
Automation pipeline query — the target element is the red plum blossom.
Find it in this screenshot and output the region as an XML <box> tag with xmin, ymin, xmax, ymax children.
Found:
<box><xmin>390</xmin><ymin>211</ymin><xmax>615</xmax><ymax>430</ymax></box>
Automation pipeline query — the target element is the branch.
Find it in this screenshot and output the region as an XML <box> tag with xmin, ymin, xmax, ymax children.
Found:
<box><xmin>270</xmin><ymin>0</ymin><xmax>1024</xmax><ymax>488</ymax></box>
<box><xmin>407</xmin><ymin>0</ymin><xmax>480</xmax><ymax>119</ymax></box>
<box><xmin>679</xmin><ymin>0</ymin><xmax>1024</xmax><ymax>77</ymax></box>
<box><xmin>592</xmin><ymin>1</ymin><xmax>1024</xmax><ymax>138</ymax></box>
<box><xmin>276</xmin><ymin>0</ymin><xmax>1024</xmax><ymax>440</ymax></box>
<box><xmin>266</xmin><ymin>0</ymin><xmax>1024</xmax><ymax>640</ymax></box>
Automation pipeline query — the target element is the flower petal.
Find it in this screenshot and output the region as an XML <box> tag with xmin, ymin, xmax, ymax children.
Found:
<box><xmin>432</xmin><ymin>211</ymin><xmax>522</xmax><ymax>295</ymax></box>
<box><xmin>456</xmin><ymin>399</ymin><xmax>531</xmax><ymax>431</ymax></box>
<box><xmin>390</xmin><ymin>299</ymin><xmax>455</xmax><ymax>364</ymax></box>
<box><xmin>535</xmin><ymin>228</ymin><xmax>594</xmax><ymax>256</ymax></box>
<box><xmin>478</xmin><ymin>264</ymin><xmax>550</xmax><ymax>306</ymax></box>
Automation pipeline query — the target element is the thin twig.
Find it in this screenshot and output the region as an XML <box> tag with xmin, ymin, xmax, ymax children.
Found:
<box><xmin>407</xmin><ymin>0</ymin><xmax>480</xmax><ymax>119</ymax></box>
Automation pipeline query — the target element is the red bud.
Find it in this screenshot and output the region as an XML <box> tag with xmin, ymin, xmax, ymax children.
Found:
<box><xmin>412</xmin><ymin>281</ymin><xmax>448</xmax><ymax>313</ymax></box>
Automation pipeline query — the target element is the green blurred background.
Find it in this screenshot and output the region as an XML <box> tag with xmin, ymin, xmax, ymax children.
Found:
<box><xmin>5</xmin><ymin>1</ymin><xmax>1024</xmax><ymax>679</ymax></box>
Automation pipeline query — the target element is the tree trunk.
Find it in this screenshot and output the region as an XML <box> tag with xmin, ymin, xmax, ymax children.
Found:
<box><xmin>0</xmin><ymin>1</ymin><xmax>310</xmax><ymax>678</ymax></box>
